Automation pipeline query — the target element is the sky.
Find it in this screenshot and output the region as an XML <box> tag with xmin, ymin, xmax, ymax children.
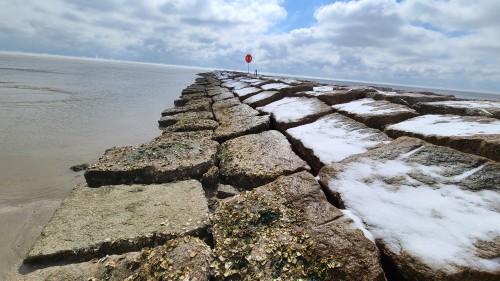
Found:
<box><xmin>0</xmin><ymin>0</ymin><xmax>499</xmax><ymax>92</ymax></box>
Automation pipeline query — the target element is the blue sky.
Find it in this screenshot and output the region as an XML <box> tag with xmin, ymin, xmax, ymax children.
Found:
<box><xmin>0</xmin><ymin>0</ymin><xmax>499</xmax><ymax>93</ymax></box>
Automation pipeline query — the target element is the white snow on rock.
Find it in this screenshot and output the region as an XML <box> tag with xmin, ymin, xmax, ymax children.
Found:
<box><xmin>313</xmin><ymin>85</ymin><xmax>334</xmax><ymax>92</ymax></box>
<box><xmin>333</xmin><ymin>98</ymin><xmax>412</xmax><ymax>115</ymax></box>
<box><xmin>233</xmin><ymin>87</ymin><xmax>261</xmax><ymax>98</ymax></box>
<box><xmin>242</xmin><ymin>90</ymin><xmax>279</xmax><ymax>104</ymax></box>
<box><xmin>222</xmin><ymin>80</ymin><xmax>248</xmax><ymax>90</ymax></box>
<box><xmin>387</xmin><ymin>115</ymin><xmax>500</xmax><ymax>136</ymax></box>
<box><xmin>422</xmin><ymin>100</ymin><xmax>500</xmax><ymax>116</ymax></box>
<box><xmin>260</xmin><ymin>83</ymin><xmax>290</xmax><ymax>90</ymax></box>
<box><xmin>287</xmin><ymin>114</ymin><xmax>391</xmax><ymax>164</ymax></box>
<box><xmin>257</xmin><ymin>97</ymin><xmax>330</xmax><ymax>124</ymax></box>
<box><xmin>325</xmin><ymin>146</ymin><xmax>500</xmax><ymax>273</ymax></box>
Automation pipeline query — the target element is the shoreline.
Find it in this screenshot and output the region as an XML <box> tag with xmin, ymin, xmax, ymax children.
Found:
<box><xmin>7</xmin><ymin>71</ymin><xmax>500</xmax><ymax>280</ymax></box>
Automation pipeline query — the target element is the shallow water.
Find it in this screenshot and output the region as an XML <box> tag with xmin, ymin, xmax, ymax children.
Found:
<box><xmin>0</xmin><ymin>53</ymin><xmax>205</xmax><ymax>278</ymax></box>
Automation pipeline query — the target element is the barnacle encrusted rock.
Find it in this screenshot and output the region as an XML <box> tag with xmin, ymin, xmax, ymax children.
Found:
<box><xmin>318</xmin><ymin>137</ymin><xmax>500</xmax><ymax>280</ymax></box>
<box><xmin>16</xmin><ymin>237</ymin><xmax>212</xmax><ymax>281</ymax></box>
<box><xmin>332</xmin><ymin>98</ymin><xmax>419</xmax><ymax>129</ymax></box>
<box><xmin>296</xmin><ymin>87</ymin><xmax>375</xmax><ymax>105</ymax></box>
<box><xmin>85</xmin><ymin>131</ymin><xmax>218</xmax><ymax>187</ymax></box>
<box><xmin>218</xmin><ymin>130</ymin><xmax>310</xmax><ymax>189</ymax></box>
<box><xmin>158</xmin><ymin>110</ymin><xmax>214</xmax><ymax>127</ymax></box>
<box><xmin>161</xmin><ymin>98</ymin><xmax>212</xmax><ymax>116</ymax></box>
<box><xmin>214</xmin><ymin>115</ymin><xmax>270</xmax><ymax>143</ymax></box>
<box><xmin>161</xmin><ymin>118</ymin><xmax>219</xmax><ymax>133</ymax></box>
<box><xmin>25</xmin><ymin>181</ymin><xmax>210</xmax><ymax>264</ymax></box>
<box><xmin>242</xmin><ymin>90</ymin><xmax>281</xmax><ymax>108</ymax></box>
<box><xmin>212</xmin><ymin>171</ymin><xmax>385</xmax><ymax>280</ymax></box>
<box><xmin>212</xmin><ymin>97</ymin><xmax>241</xmax><ymax>110</ymax></box>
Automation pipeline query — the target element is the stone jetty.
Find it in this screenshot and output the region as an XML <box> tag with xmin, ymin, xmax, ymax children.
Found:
<box><xmin>10</xmin><ymin>71</ymin><xmax>500</xmax><ymax>280</ymax></box>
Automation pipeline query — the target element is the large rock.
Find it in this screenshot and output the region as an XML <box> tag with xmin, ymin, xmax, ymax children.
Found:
<box><xmin>260</xmin><ymin>82</ymin><xmax>290</xmax><ymax>90</ymax></box>
<box><xmin>212</xmin><ymin>97</ymin><xmax>241</xmax><ymax>111</ymax></box>
<box><xmin>174</xmin><ymin>97</ymin><xmax>212</xmax><ymax>107</ymax></box>
<box><xmin>213</xmin><ymin>103</ymin><xmax>259</xmax><ymax>122</ymax></box>
<box><xmin>367</xmin><ymin>90</ymin><xmax>454</xmax><ymax>107</ymax></box>
<box><xmin>332</xmin><ymin>98</ymin><xmax>419</xmax><ymax>129</ymax></box>
<box><xmin>212</xmin><ymin>171</ymin><xmax>386</xmax><ymax>280</ymax></box>
<box><xmin>161</xmin><ymin>99</ymin><xmax>212</xmax><ymax>116</ymax></box>
<box><xmin>25</xmin><ymin>181</ymin><xmax>210</xmax><ymax>264</ymax></box>
<box><xmin>257</xmin><ymin>97</ymin><xmax>334</xmax><ymax>131</ymax></box>
<box><xmin>214</xmin><ymin>115</ymin><xmax>270</xmax><ymax>143</ymax></box>
<box><xmin>16</xmin><ymin>236</ymin><xmax>212</xmax><ymax>281</ymax></box>
<box><xmin>84</xmin><ymin>131</ymin><xmax>218</xmax><ymax>187</ymax></box>
<box><xmin>161</xmin><ymin>118</ymin><xmax>219</xmax><ymax>133</ymax></box>
<box><xmin>319</xmin><ymin>137</ymin><xmax>500</xmax><ymax>280</ymax></box>
<box><xmin>297</xmin><ymin>87</ymin><xmax>375</xmax><ymax>105</ymax></box>
<box><xmin>233</xmin><ymin>86</ymin><xmax>262</xmax><ymax>100</ymax></box>
<box><xmin>158</xmin><ymin>110</ymin><xmax>213</xmax><ymax>127</ymax></box>
<box><xmin>385</xmin><ymin>114</ymin><xmax>500</xmax><ymax>162</ymax></box>
<box><xmin>242</xmin><ymin>90</ymin><xmax>281</xmax><ymax>108</ymax></box>
<box><xmin>413</xmin><ymin>100</ymin><xmax>500</xmax><ymax>119</ymax></box>
<box><xmin>286</xmin><ymin>114</ymin><xmax>391</xmax><ymax>173</ymax></box>
<box><xmin>218</xmin><ymin>130</ymin><xmax>309</xmax><ymax>189</ymax></box>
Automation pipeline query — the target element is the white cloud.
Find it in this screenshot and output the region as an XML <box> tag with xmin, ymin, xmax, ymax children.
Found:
<box><xmin>0</xmin><ymin>0</ymin><xmax>498</xmax><ymax>92</ymax></box>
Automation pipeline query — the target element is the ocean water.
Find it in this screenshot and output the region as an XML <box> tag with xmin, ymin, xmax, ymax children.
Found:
<box><xmin>0</xmin><ymin>53</ymin><xmax>205</xmax><ymax>278</ymax></box>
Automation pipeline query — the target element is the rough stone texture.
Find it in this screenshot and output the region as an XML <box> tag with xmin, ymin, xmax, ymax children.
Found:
<box><xmin>25</xmin><ymin>182</ymin><xmax>210</xmax><ymax>264</ymax></box>
<box><xmin>201</xmin><ymin>165</ymin><xmax>219</xmax><ymax>189</ymax></box>
<box><xmin>318</xmin><ymin>137</ymin><xmax>500</xmax><ymax>281</ymax></box>
<box><xmin>212</xmin><ymin>91</ymin><xmax>235</xmax><ymax>101</ymax></box>
<box><xmin>385</xmin><ymin>114</ymin><xmax>500</xmax><ymax>162</ymax></box>
<box><xmin>84</xmin><ymin>131</ymin><xmax>218</xmax><ymax>187</ymax></box>
<box><xmin>212</xmin><ymin>171</ymin><xmax>385</xmax><ymax>280</ymax></box>
<box><xmin>174</xmin><ymin>97</ymin><xmax>212</xmax><ymax>107</ymax></box>
<box><xmin>286</xmin><ymin>114</ymin><xmax>392</xmax><ymax>173</ymax></box>
<box><xmin>413</xmin><ymin>100</ymin><xmax>500</xmax><ymax>119</ymax></box>
<box><xmin>16</xmin><ymin>237</ymin><xmax>212</xmax><ymax>281</ymax></box>
<box><xmin>216</xmin><ymin>184</ymin><xmax>239</xmax><ymax>199</ymax></box>
<box><xmin>233</xmin><ymin>86</ymin><xmax>262</xmax><ymax>100</ymax></box>
<box><xmin>367</xmin><ymin>90</ymin><xmax>455</xmax><ymax>107</ymax></box>
<box><xmin>218</xmin><ymin>130</ymin><xmax>310</xmax><ymax>189</ymax></box>
<box><xmin>179</xmin><ymin>92</ymin><xmax>209</xmax><ymax>101</ymax></box>
<box><xmin>158</xmin><ymin>111</ymin><xmax>214</xmax><ymax>127</ymax></box>
<box><xmin>297</xmin><ymin>87</ymin><xmax>375</xmax><ymax>105</ymax></box>
<box><xmin>161</xmin><ymin>99</ymin><xmax>212</xmax><ymax>116</ymax></box>
<box><xmin>333</xmin><ymin>98</ymin><xmax>420</xmax><ymax>129</ymax></box>
<box><xmin>161</xmin><ymin>118</ymin><xmax>219</xmax><ymax>133</ymax></box>
<box><xmin>242</xmin><ymin>90</ymin><xmax>281</xmax><ymax>108</ymax></box>
<box><xmin>278</xmin><ymin>84</ymin><xmax>314</xmax><ymax>97</ymax></box>
<box><xmin>207</xmin><ymin>86</ymin><xmax>231</xmax><ymax>97</ymax></box>
<box><xmin>212</xmin><ymin>97</ymin><xmax>241</xmax><ymax>111</ymax></box>
<box><xmin>214</xmin><ymin>115</ymin><xmax>270</xmax><ymax>143</ymax></box>
<box><xmin>260</xmin><ymin>82</ymin><xmax>290</xmax><ymax>90</ymax></box>
<box><xmin>266</xmin><ymin>97</ymin><xmax>334</xmax><ymax>131</ymax></box>
<box><xmin>213</xmin><ymin>103</ymin><xmax>259</xmax><ymax>122</ymax></box>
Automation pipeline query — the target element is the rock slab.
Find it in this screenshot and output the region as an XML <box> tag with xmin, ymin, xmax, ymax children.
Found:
<box><xmin>413</xmin><ymin>100</ymin><xmax>500</xmax><ymax>119</ymax></box>
<box><xmin>25</xmin><ymin>181</ymin><xmax>210</xmax><ymax>264</ymax></box>
<box><xmin>85</xmin><ymin>131</ymin><xmax>218</xmax><ymax>187</ymax></box>
<box><xmin>286</xmin><ymin>113</ymin><xmax>392</xmax><ymax>173</ymax></box>
<box><xmin>319</xmin><ymin>137</ymin><xmax>500</xmax><ymax>280</ymax></box>
<box><xmin>219</xmin><ymin>130</ymin><xmax>309</xmax><ymax>189</ymax></box>
<box><xmin>212</xmin><ymin>171</ymin><xmax>385</xmax><ymax>280</ymax></box>
<box><xmin>385</xmin><ymin>114</ymin><xmax>500</xmax><ymax>162</ymax></box>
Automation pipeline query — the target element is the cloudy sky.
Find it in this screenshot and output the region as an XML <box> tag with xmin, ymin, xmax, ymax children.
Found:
<box><xmin>1</xmin><ymin>0</ymin><xmax>499</xmax><ymax>92</ymax></box>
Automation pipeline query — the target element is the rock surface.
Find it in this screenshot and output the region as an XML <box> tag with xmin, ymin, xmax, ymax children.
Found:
<box><xmin>161</xmin><ymin>98</ymin><xmax>212</xmax><ymax>116</ymax></box>
<box><xmin>413</xmin><ymin>100</ymin><xmax>500</xmax><ymax>119</ymax></box>
<box><xmin>219</xmin><ymin>130</ymin><xmax>309</xmax><ymax>189</ymax></box>
<box><xmin>212</xmin><ymin>171</ymin><xmax>386</xmax><ymax>280</ymax></box>
<box><xmin>257</xmin><ymin>97</ymin><xmax>334</xmax><ymax>131</ymax></box>
<box><xmin>25</xmin><ymin>181</ymin><xmax>210</xmax><ymax>264</ymax></box>
<box><xmin>286</xmin><ymin>114</ymin><xmax>392</xmax><ymax>173</ymax></box>
<box><xmin>319</xmin><ymin>137</ymin><xmax>500</xmax><ymax>280</ymax></box>
<box><xmin>158</xmin><ymin>111</ymin><xmax>213</xmax><ymax>127</ymax></box>
<box><xmin>332</xmin><ymin>98</ymin><xmax>419</xmax><ymax>129</ymax></box>
<box><xmin>298</xmin><ymin>87</ymin><xmax>375</xmax><ymax>105</ymax></box>
<box><xmin>161</xmin><ymin>118</ymin><xmax>219</xmax><ymax>133</ymax></box>
<box><xmin>385</xmin><ymin>114</ymin><xmax>500</xmax><ymax>162</ymax></box>
<box><xmin>16</xmin><ymin>236</ymin><xmax>212</xmax><ymax>281</ymax></box>
<box><xmin>84</xmin><ymin>131</ymin><xmax>218</xmax><ymax>187</ymax></box>
<box><xmin>367</xmin><ymin>90</ymin><xmax>454</xmax><ymax>107</ymax></box>
<box><xmin>242</xmin><ymin>90</ymin><xmax>281</xmax><ymax>108</ymax></box>
<box><xmin>233</xmin><ymin>86</ymin><xmax>262</xmax><ymax>100</ymax></box>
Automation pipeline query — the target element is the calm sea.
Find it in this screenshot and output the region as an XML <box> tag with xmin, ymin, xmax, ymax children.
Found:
<box><xmin>0</xmin><ymin>52</ymin><xmax>206</xmax><ymax>278</ymax></box>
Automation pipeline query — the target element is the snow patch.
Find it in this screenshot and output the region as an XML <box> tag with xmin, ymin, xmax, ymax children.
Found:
<box><xmin>261</xmin><ymin>83</ymin><xmax>290</xmax><ymax>90</ymax></box>
<box><xmin>341</xmin><ymin>209</ymin><xmax>376</xmax><ymax>243</ymax></box>
<box><xmin>387</xmin><ymin>115</ymin><xmax>500</xmax><ymax>136</ymax></box>
<box><xmin>333</xmin><ymin>98</ymin><xmax>412</xmax><ymax>115</ymax></box>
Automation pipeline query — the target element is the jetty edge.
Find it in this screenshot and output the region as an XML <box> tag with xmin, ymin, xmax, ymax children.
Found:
<box><xmin>10</xmin><ymin>71</ymin><xmax>500</xmax><ymax>280</ymax></box>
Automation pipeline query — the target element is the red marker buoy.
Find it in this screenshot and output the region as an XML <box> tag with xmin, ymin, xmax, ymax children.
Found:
<box><xmin>245</xmin><ymin>54</ymin><xmax>252</xmax><ymax>73</ymax></box>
